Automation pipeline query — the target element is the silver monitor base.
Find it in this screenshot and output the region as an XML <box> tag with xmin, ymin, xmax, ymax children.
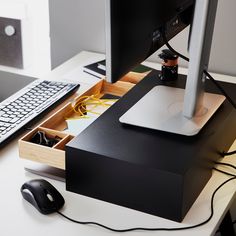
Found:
<box><xmin>119</xmin><ymin>86</ymin><xmax>225</xmax><ymax>136</ymax></box>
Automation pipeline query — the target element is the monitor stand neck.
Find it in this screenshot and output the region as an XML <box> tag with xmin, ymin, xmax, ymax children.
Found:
<box><xmin>183</xmin><ymin>0</ymin><xmax>219</xmax><ymax>118</ymax></box>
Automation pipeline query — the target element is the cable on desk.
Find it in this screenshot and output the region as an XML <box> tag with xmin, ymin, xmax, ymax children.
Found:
<box><xmin>214</xmin><ymin>162</ymin><xmax>236</xmax><ymax>171</ymax></box>
<box><xmin>221</xmin><ymin>150</ymin><xmax>236</xmax><ymax>157</ymax></box>
<box><xmin>162</xmin><ymin>29</ymin><xmax>236</xmax><ymax>110</ymax></box>
<box><xmin>213</xmin><ymin>167</ymin><xmax>236</xmax><ymax>177</ymax></box>
<box><xmin>203</xmin><ymin>70</ymin><xmax>236</xmax><ymax>110</ymax></box>
<box><xmin>213</xmin><ymin>167</ymin><xmax>236</xmax><ymax>235</ymax></box>
<box><xmin>56</xmin><ymin>172</ymin><xmax>236</xmax><ymax>233</ymax></box>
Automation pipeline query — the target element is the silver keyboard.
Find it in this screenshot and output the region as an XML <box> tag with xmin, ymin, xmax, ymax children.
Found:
<box><xmin>0</xmin><ymin>80</ymin><xmax>80</xmax><ymax>144</ymax></box>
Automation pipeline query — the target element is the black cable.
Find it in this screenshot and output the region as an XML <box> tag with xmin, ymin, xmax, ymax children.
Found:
<box><xmin>221</xmin><ymin>150</ymin><xmax>236</xmax><ymax>157</ymax></box>
<box><xmin>213</xmin><ymin>167</ymin><xmax>236</xmax><ymax>234</ymax></box>
<box><xmin>215</xmin><ymin>166</ymin><xmax>236</xmax><ymax>235</ymax></box>
<box><xmin>162</xmin><ymin>29</ymin><xmax>236</xmax><ymax>110</ymax></box>
<box><xmin>215</xmin><ymin>162</ymin><xmax>236</xmax><ymax>171</ymax></box>
<box><xmin>162</xmin><ymin>31</ymin><xmax>189</xmax><ymax>62</ymax></box>
<box><xmin>213</xmin><ymin>167</ymin><xmax>235</xmax><ymax>177</ymax></box>
<box><xmin>203</xmin><ymin>70</ymin><xmax>236</xmax><ymax>109</ymax></box>
<box><xmin>56</xmin><ymin>173</ymin><xmax>236</xmax><ymax>233</ymax></box>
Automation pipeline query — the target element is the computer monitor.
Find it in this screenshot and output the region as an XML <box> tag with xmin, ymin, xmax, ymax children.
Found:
<box><xmin>105</xmin><ymin>0</ymin><xmax>225</xmax><ymax>136</ymax></box>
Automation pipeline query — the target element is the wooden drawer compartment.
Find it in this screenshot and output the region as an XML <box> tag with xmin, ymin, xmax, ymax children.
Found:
<box><xmin>18</xmin><ymin>75</ymin><xmax>146</xmax><ymax>170</ymax></box>
<box><xmin>19</xmin><ymin>127</ymin><xmax>73</xmax><ymax>169</ymax></box>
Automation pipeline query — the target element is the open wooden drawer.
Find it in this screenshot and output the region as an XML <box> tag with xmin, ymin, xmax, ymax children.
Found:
<box><xmin>18</xmin><ymin>72</ymin><xmax>148</xmax><ymax>170</ymax></box>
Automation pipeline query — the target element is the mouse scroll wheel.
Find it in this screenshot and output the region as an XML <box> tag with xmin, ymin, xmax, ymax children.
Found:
<box><xmin>46</xmin><ymin>193</ymin><xmax>54</xmax><ymax>202</ymax></box>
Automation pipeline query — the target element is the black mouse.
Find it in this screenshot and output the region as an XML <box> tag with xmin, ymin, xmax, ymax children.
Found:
<box><xmin>21</xmin><ymin>179</ymin><xmax>65</xmax><ymax>215</ymax></box>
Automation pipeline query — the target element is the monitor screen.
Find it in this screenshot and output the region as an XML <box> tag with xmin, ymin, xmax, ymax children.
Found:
<box><xmin>105</xmin><ymin>0</ymin><xmax>194</xmax><ymax>83</ymax></box>
<box><xmin>0</xmin><ymin>71</ymin><xmax>35</xmax><ymax>103</ymax></box>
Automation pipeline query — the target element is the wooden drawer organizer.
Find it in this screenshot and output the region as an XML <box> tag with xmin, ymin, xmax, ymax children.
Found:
<box><xmin>19</xmin><ymin>72</ymin><xmax>147</xmax><ymax>170</ymax></box>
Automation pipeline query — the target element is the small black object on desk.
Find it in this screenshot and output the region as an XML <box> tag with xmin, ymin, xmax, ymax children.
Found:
<box><xmin>30</xmin><ymin>131</ymin><xmax>61</xmax><ymax>147</ymax></box>
<box><xmin>21</xmin><ymin>179</ymin><xmax>65</xmax><ymax>214</ymax></box>
<box><xmin>159</xmin><ymin>49</ymin><xmax>179</xmax><ymax>81</ymax></box>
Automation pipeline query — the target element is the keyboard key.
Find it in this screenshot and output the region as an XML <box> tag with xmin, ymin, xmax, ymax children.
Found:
<box><xmin>10</xmin><ymin>118</ymin><xmax>20</xmax><ymax>123</ymax></box>
<box><xmin>0</xmin><ymin>117</ymin><xmax>11</xmax><ymax>122</ymax></box>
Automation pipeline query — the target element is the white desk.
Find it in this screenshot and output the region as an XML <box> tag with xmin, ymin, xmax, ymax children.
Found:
<box><xmin>0</xmin><ymin>51</ymin><xmax>235</xmax><ymax>236</ymax></box>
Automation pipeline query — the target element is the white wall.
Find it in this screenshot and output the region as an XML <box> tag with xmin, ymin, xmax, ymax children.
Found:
<box><xmin>49</xmin><ymin>0</ymin><xmax>106</xmax><ymax>69</ymax></box>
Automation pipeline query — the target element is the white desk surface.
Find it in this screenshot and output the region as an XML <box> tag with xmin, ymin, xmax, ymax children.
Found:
<box><xmin>0</xmin><ymin>51</ymin><xmax>236</xmax><ymax>236</ymax></box>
